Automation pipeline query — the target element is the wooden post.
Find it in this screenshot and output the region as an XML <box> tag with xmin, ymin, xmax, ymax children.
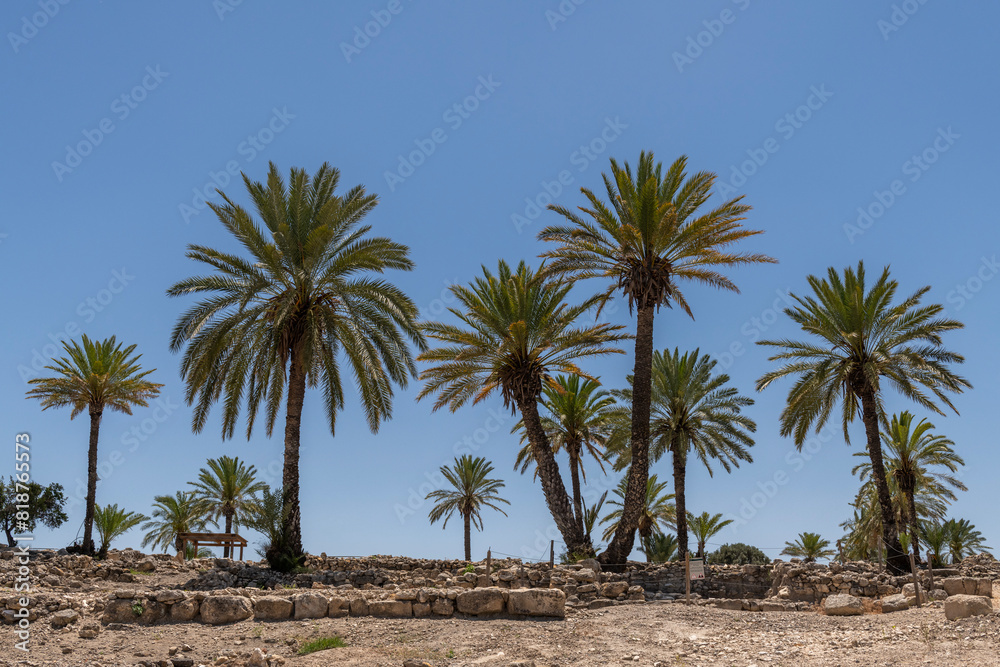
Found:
<box><xmin>837</xmin><ymin>539</ymin><xmax>844</xmax><ymax>565</ymax></box>
<box><xmin>685</xmin><ymin>552</ymin><xmax>691</xmax><ymax>605</ymax></box>
<box><xmin>549</xmin><ymin>540</ymin><xmax>555</xmax><ymax>570</ymax></box>
<box><xmin>927</xmin><ymin>555</ymin><xmax>935</xmax><ymax>595</ymax></box>
<box><xmin>909</xmin><ymin>551</ymin><xmax>922</xmax><ymax>607</ymax></box>
<box><xmin>486</xmin><ymin>549</ymin><xmax>492</xmax><ymax>576</ymax></box>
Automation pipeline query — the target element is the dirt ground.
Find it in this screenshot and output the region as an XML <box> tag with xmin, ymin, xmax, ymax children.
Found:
<box><xmin>3</xmin><ymin>599</ymin><xmax>999</xmax><ymax>667</ymax></box>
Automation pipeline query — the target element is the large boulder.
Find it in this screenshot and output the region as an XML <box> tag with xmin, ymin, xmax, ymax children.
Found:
<box><xmin>944</xmin><ymin>595</ymin><xmax>993</xmax><ymax>621</ymax></box>
<box><xmin>293</xmin><ymin>593</ymin><xmax>329</xmax><ymax>619</ymax></box>
<box><xmin>154</xmin><ymin>589</ymin><xmax>186</xmax><ymax>603</ymax></box>
<box><xmin>600</xmin><ymin>582</ymin><xmax>629</xmax><ymax>598</ymax></box>
<box><xmin>369</xmin><ymin>600</ymin><xmax>412</xmax><ymax>618</ymax></box>
<box><xmin>941</xmin><ymin>577</ymin><xmax>993</xmax><ymax>597</ymax></box>
<box><xmin>253</xmin><ymin>597</ymin><xmax>293</xmax><ymax>621</ymax></box>
<box><xmin>431</xmin><ymin>597</ymin><xmax>454</xmax><ymax>616</ymax></box>
<box><xmin>328</xmin><ymin>596</ymin><xmax>349</xmax><ymax>618</ymax></box>
<box><xmin>456</xmin><ymin>588</ymin><xmax>505</xmax><ymax>616</ymax></box>
<box><xmin>881</xmin><ymin>594</ymin><xmax>912</xmax><ymax>614</ymax></box>
<box><xmin>199</xmin><ymin>595</ymin><xmax>253</xmax><ymax>625</ymax></box>
<box><xmin>507</xmin><ymin>589</ymin><xmax>565</xmax><ymax>618</ymax></box>
<box><xmin>571</xmin><ymin>568</ymin><xmax>597</xmax><ymax>583</ymax></box>
<box><xmin>50</xmin><ymin>609</ymin><xmax>79</xmax><ymax>628</ymax></box>
<box><xmin>823</xmin><ymin>594</ymin><xmax>863</xmax><ymax>616</ymax></box>
<box><xmin>101</xmin><ymin>599</ymin><xmax>166</xmax><ymax>625</ymax></box>
<box><xmin>578</xmin><ymin>558</ymin><xmax>602</xmax><ymax>574</ymax></box>
<box><xmin>170</xmin><ymin>598</ymin><xmax>199</xmax><ymax>622</ymax></box>
<box><xmin>349</xmin><ymin>597</ymin><xmax>369</xmax><ymax>616</ymax></box>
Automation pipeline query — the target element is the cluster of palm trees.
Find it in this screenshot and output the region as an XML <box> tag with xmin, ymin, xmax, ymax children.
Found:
<box><xmin>25</xmin><ymin>155</ymin><xmax>978</xmax><ymax>574</ymax></box>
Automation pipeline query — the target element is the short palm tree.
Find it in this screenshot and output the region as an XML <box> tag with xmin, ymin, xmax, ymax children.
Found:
<box><xmin>852</xmin><ymin>412</ymin><xmax>965</xmax><ymax>562</ymax></box>
<box><xmin>781</xmin><ymin>532</ymin><xmax>835</xmax><ymax>562</ymax></box>
<box><xmin>418</xmin><ymin>259</ymin><xmax>629</xmax><ymax>556</ymax></box>
<box><xmin>189</xmin><ymin>456</ymin><xmax>267</xmax><ymax>558</ymax></box>
<box><xmin>600</xmin><ymin>474</ymin><xmax>675</xmax><ymax>546</ymax></box>
<box><xmin>426</xmin><ymin>455</ymin><xmax>510</xmax><ymax>561</ymax></box>
<box><xmin>512</xmin><ymin>375</ymin><xmax>627</xmax><ymax>536</ymax></box>
<box><xmin>167</xmin><ymin>162</ymin><xmax>424</xmax><ymax>564</ymax></box>
<box><xmin>25</xmin><ymin>335</ymin><xmax>162</xmax><ymax>556</ymax></box>
<box><xmin>841</xmin><ymin>479</ymin><xmax>949</xmax><ymax>563</ymax></box>
<box><xmin>756</xmin><ymin>262</ymin><xmax>970</xmax><ymax>575</ymax></box>
<box><xmin>93</xmin><ymin>504</ymin><xmax>147</xmax><ymax>558</ymax></box>
<box><xmin>141</xmin><ymin>492</ymin><xmax>213</xmax><ymax>557</ymax></box>
<box><xmin>920</xmin><ymin>520</ymin><xmax>950</xmax><ymax>568</ymax></box>
<box><xmin>609</xmin><ymin>348</ymin><xmax>755</xmax><ymax>557</ymax></box>
<box><xmin>540</xmin><ymin>151</ymin><xmax>774</xmax><ymax>563</ymax></box>
<box><xmin>944</xmin><ymin>518</ymin><xmax>990</xmax><ymax>563</ymax></box>
<box><xmin>582</xmin><ymin>491</ymin><xmax>608</xmax><ymax>550</ymax></box>
<box><xmin>687</xmin><ymin>511</ymin><xmax>734</xmax><ymax>558</ymax></box>
<box><xmin>640</xmin><ymin>531</ymin><xmax>678</xmax><ymax>563</ymax></box>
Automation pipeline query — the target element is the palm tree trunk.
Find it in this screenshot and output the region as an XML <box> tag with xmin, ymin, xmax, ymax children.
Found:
<box><xmin>672</xmin><ymin>440</ymin><xmax>689</xmax><ymax>558</ymax></box>
<box><xmin>568</xmin><ymin>443</ymin><xmax>585</xmax><ymax>537</ymax></box>
<box><xmin>224</xmin><ymin>512</ymin><xmax>233</xmax><ymax>558</ymax></box>
<box><xmin>859</xmin><ymin>388</ymin><xmax>907</xmax><ymax>575</ymax></box>
<box><xmin>282</xmin><ymin>351</ymin><xmax>307</xmax><ymax>559</ymax></box>
<box><xmin>516</xmin><ymin>397</ymin><xmax>589</xmax><ymax>555</ymax></box>
<box><xmin>464</xmin><ymin>512</ymin><xmax>471</xmax><ymax>562</ymax></box>
<box><xmin>906</xmin><ymin>490</ymin><xmax>922</xmax><ymax>563</ymax></box>
<box><xmin>83</xmin><ymin>406</ymin><xmax>103</xmax><ymax>556</ymax></box>
<box><xmin>602</xmin><ymin>305</ymin><xmax>655</xmax><ymax>564</ymax></box>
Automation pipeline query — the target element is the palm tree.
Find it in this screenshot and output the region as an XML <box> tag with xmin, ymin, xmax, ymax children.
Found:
<box><xmin>25</xmin><ymin>335</ymin><xmax>162</xmax><ymax>556</ymax></box>
<box><xmin>919</xmin><ymin>520</ymin><xmax>949</xmax><ymax>568</ymax></box>
<box><xmin>756</xmin><ymin>262</ymin><xmax>971</xmax><ymax>575</ymax></box>
<box><xmin>944</xmin><ymin>518</ymin><xmax>990</xmax><ymax>563</ymax></box>
<box><xmin>141</xmin><ymin>492</ymin><xmax>212</xmax><ymax>557</ymax></box>
<box><xmin>609</xmin><ymin>348</ymin><xmax>756</xmax><ymax>557</ymax></box>
<box><xmin>687</xmin><ymin>511</ymin><xmax>734</xmax><ymax>558</ymax></box>
<box><xmin>781</xmin><ymin>532</ymin><xmax>835</xmax><ymax>562</ymax></box>
<box><xmin>851</xmin><ymin>412</ymin><xmax>965</xmax><ymax>562</ymax></box>
<box><xmin>582</xmin><ymin>491</ymin><xmax>608</xmax><ymax>550</ymax></box>
<box><xmin>425</xmin><ymin>456</ymin><xmax>510</xmax><ymax>561</ymax></box>
<box><xmin>600</xmin><ymin>474</ymin><xmax>675</xmax><ymax>545</ymax></box>
<box><xmin>167</xmin><ymin>162</ymin><xmax>424</xmax><ymax>565</ymax></box>
<box><xmin>93</xmin><ymin>504</ymin><xmax>147</xmax><ymax>558</ymax></box>
<box><xmin>418</xmin><ymin>259</ymin><xmax>629</xmax><ymax>556</ymax></box>
<box><xmin>540</xmin><ymin>152</ymin><xmax>775</xmax><ymax>563</ymax></box>
<box><xmin>512</xmin><ymin>375</ymin><xmax>627</xmax><ymax>536</ymax></box>
<box><xmin>189</xmin><ymin>456</ymin><xmax>267</xmax><ymax>558</ymax></box>
<box><xmin>640</xmin><ymin>531</ymin><xmax>678</xmax><ymax>563</ymax></box>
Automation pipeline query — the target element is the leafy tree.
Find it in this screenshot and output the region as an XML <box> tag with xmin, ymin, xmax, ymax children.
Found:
<box><xmin>167</xmin><ymin>162</ymin><xmax>424</xmax><ymax>565</ymax></box>
<box><xmin>243</xmin><ymin>485</ymin><xmax>298</xmax><ymax>571</ymax></box>
<box><xmin>540</xmin><ymin>152</ymin><xmax>774</xmax><ymax>562</ymax></box>
<box><xmin>426</xmin><ymin>456</ymin><xmax>510</xmax><ymax>561</ymax></box>
<box><xmin>141</xmin><ymin>492</ymin><xmax>212</xmax><ymax>557</ymax></box>
<box><xmin>189</xmin><ymin>456</ymin><xmax>266</xmax><ymax>557</ymax></box>
<box><xmin>609</xmin><ymin>348</ymin><xmax>755</xmax><ymax>557</ymax></box>
<box><xmin>781</xmin><ymin>532</ymin><xmax>835</xmax><ymax>562</ymax></box>
<box><xmin>600</xmin><ymin>474</ymin><xmax>675</xmax><ymax>545</ymax></box>
<box><xmin>707</xmin><ymin>542</ymin><xmax>770</xmax><ymax>565</ymax></box>
<box><xmin>687</xmin><ymin>511</ymin><xmax>734</xmax><ymax>558</ymax></box>
<box><xmin>852</xmin><ymin>412</ymin><xmax>965</xmax><ymax>562</ymax></box>
<box><xmin>418</xmin><ymin>259</ymin><xmax>629</xmax><ymax>556</ymax></box>
<box><xmin>944</xmin><ymin>518</ymin><xmax>991</xmax><ymax>563</ymax></box>
<box><xmin>93</xmin><ymin>503</ymin><xmax>147</xmax><ymax>558</ymax></box>
<box><xmin>0</xmin><ymin>478</ymin><xmax>68</xmax><ymax>546</ymax></box>
<box><xmin>757</xmin><ymin>262</ymin><xmax>970</xmax><ymax>575</ymax></box>
<box><xmin>512</xmin><ymin>375</ymin><xmax>626</xmax><ymax>535</ymax></box>
<box><xmin>25</xmin><ymin>335</ymin><xmax>162</xmax><ymax>555</ymax></box>
<box><xmin>640</xmin><ymin>531</ymin><xmax>678</xmax><ymax>563</ymax></box>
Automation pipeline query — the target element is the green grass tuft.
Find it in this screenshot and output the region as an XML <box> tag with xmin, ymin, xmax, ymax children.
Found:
<box><xmin>298</xmin><ymin>636</ymin><xmax>346</xmax><ymax>655</ymax></box>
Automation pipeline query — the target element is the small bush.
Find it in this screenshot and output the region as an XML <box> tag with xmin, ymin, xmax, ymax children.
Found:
<box><xmin>298</xmin><ymin>636</ymin><xmax>346</xmax><ymax>655</ymax></box>
<box><xmin>706</xmin><ymin>542</ymin><xmax>771</xmax><ymax>565</ymax></box>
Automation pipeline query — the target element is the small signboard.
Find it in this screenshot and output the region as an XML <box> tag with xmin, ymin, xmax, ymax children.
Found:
<box><xmin>689</xmin><ymin>557</ymin><xmax>705</xmax><ymax>580</ymax></box>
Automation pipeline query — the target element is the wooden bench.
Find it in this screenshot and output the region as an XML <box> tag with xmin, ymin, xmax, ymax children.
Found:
<box><xmin>176</xmin><ymin>532</ymin><xmax>248</xmax><ymax>561</ymax></box>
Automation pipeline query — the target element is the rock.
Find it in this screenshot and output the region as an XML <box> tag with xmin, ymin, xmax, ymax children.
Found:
<box><xmin>576</xmin><ymin>583</ymin><xmax>597</xmax><ymax>595</ymax></box>
<box><xmin>369</xmin><ymin>600</ymin><xmax>412</xmax><ymax>618</ymax></box>
<box><xmin>823</xmin><ymin>594</ymin><xmax>863</xmax><ymax>616</ymax></box>
<box><xmin>944</xmin><ymin>594</ymin><xmax>993</xmax><ymax>621</ymax></box>
<box><xmin>456</xmin><ymin>587</ymin><xmax>504</xmax><ymax>616</ymax></box>
<box><xmin>101</xmin><ymin>599</ymin><xmax>166</xmax><ymax>625</ymax></box>
<box><xmin>349</xmin><ymin>597</ymin><xmax>369</xmax><ymax>616</ymax></box>
<box><xmin>413</xmin><ymin>602</ymin><xmax>431</xmax><ymax>617</ymax></box>
<box><xmin>78</xmin><ymin>622</ymin><xmax>101</xmax><ymax>638</ymax></box>
<box><xmin>600</xmin><ymin>581</ymin><xmax>628</xmax><ymax>598</ymax></box>
<box><xmin>253</xmin><ymin>596</ymin><xmax>293</xmax><ymax>621</ymax></box>
<box><xmin>247</xmin><ymin>648</ymin><xmax>268</xmax><ymax>667</ymax></box>
<box><xmin>588</xmin><ymin>599</ymin><xmax>615</xmax><ymax>610</ymax></box>
<box><xmin>627</xmin><ymin>586</ymin><xmax>646</xmax><ymax>601</ymax></box>
<box><xmin>901</xmin><ymin>583</ymin><xmax>927</xmax><ymax>603</ymax></box>
<box><xmin>394</xmin><ymin>588</ymin><xmax>418</xmax><ymax>601</ymax></box>
<box><xmin>292</xmin><ymin>592</ymin><xmax>329</xmax><ymax>619</ymax></box>
<box><xmin>402</xmin><ymin>660</ymin><xmax>435</xmax><ymax>667</ymax></box>
<box><xmin>328</xmin><ymin>596</ymin><xmax>349</xmax><ymax>618</ymax></box>
<box><xmin>571</xmin><ymin>568</ymin><xmax>597</xmax><ymax>583</ymax></box>
<box><xmin>431</xmin><ymin>597</ymin><xmax>454</xmax><ymax>616</ymax></box>
<box><xmin>712</xmin><ymin>599</ymin><xmax>745</xmax><ymax>611</ymax></box>
<box><xmin>578</xmin><ymin>558</ymin><xmax>602</xmax><ymax>574</ymax></box>
<box><xmin>134</xmin><ymin>557</ymin><xmax>157</xmax><ymax>572</ymax></box>
<box><xmin>50</xmin><ymin>608</ymin><xmax>79</xmax><ymax>627</ymax></box>
<box><xmin>199</xmin><ymin>595</ymin><xmax>253</xmax><ymax>625</ymax></box>
<box><xmin>881</xmin><ymin>593</ymin><xmax>912</xmax><ymax>613</ymax></box>
<box><xmin>171</xmin><ymin>659</ymin><xmax>195</xmax><ymax>667</ymax></box>
<box><xmin>507</xmin><ymin>589</ymin><xmax>566</xmax><ymax>618</ymax></box>
<box><xmin>154</xmin><ymin>589</ymin><xmax>186</xmax><ymax>603</ymax></box>
<box><xmin>760</xmin><ymin>601</ymin><xmax>791</xmax><ymax>612</ymax></box>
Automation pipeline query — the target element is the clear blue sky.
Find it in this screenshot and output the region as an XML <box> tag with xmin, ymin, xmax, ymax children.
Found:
<box><xmin>3</xmin><ymin>1</ymin><xmax>997</xmax><ymax>561</ymax></box>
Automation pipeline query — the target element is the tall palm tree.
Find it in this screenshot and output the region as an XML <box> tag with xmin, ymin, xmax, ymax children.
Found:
<box><xmin>141</xmin><ymin>491</ymin><xmax>212</xmax><ymax>557</ymax></box>
<box><xmin>512</xmin><ymin>375</ymin><xmax>627</xmax><ymax>536</ymax></box>
<box><xmin>781</xmin><ymin>532</ymin><xmax>835</xmax><ymax>562</ymax></box>
<box><xmin>687</xmin><ymin>511</ymin><xmax>734</xmax><ymax>558</ymax></box>
<box><xmin>25</xmin><ymin>335</ymin><xmax>162</xmax><ymax>556</ymax></box>
<box><xmin>189</xmin><ymin>456</ymin><xmax>267</xmax><ymax>558</ymax></box>
<box><xmin>756</xmin><ymin>262</ymin><xmax>970</xmax><ymax>575</ymax></box>
<box><xmin>609</xmin><ymin>348</ymin><xmax>756</xmax><ymax>557</ymax></box>
<box><xmin>851</xmin><ymin>412</ymin><xmax>965</xmax><ymax>562</ymax></box>
<box><xmin>944</xmin><ymin>518</ymin><xmax>990</xmax><ymax>563</ymax></box>
<box><xmin>418</xmin><ymin>259</ymin><xmax>629</xmax><ymax>556</ymax></box>
<box><xmin>540</xmin><ymin>152</ymin><xmax>775</xmax><ymax>563</ymax></box>
<box><xmin>425</xmin><ymin>456</ymin><xmax>510</xmax><ymax>561</ymax></box>
<box><xmin>93</xmin><ymin>504</ymin><xmax>147</xmax><ymax>559</ymax></box>
<box><xmin>640</xmin><ymin>531</ymin><xmax>678</xmax><ymax>563</ymax></box>
<box><xmin>600</xmin><ymin>474</ymin><xmax>675</xmax><ymax>545</ymax></box>
<box><xmin>167</xmin><ymin>162</ymin><xmax>424</xmax><ymax>564</ymax></box>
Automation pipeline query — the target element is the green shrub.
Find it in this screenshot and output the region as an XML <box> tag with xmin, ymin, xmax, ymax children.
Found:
<box><xmin>706</xmin><ymin>542</ymin><xmax>771</xmax><ymax>565</ymax></box>
<box><xmin>298</xmin><ymin>636</ymin><xmax>346</xmax><ymax>655</ymax></box>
